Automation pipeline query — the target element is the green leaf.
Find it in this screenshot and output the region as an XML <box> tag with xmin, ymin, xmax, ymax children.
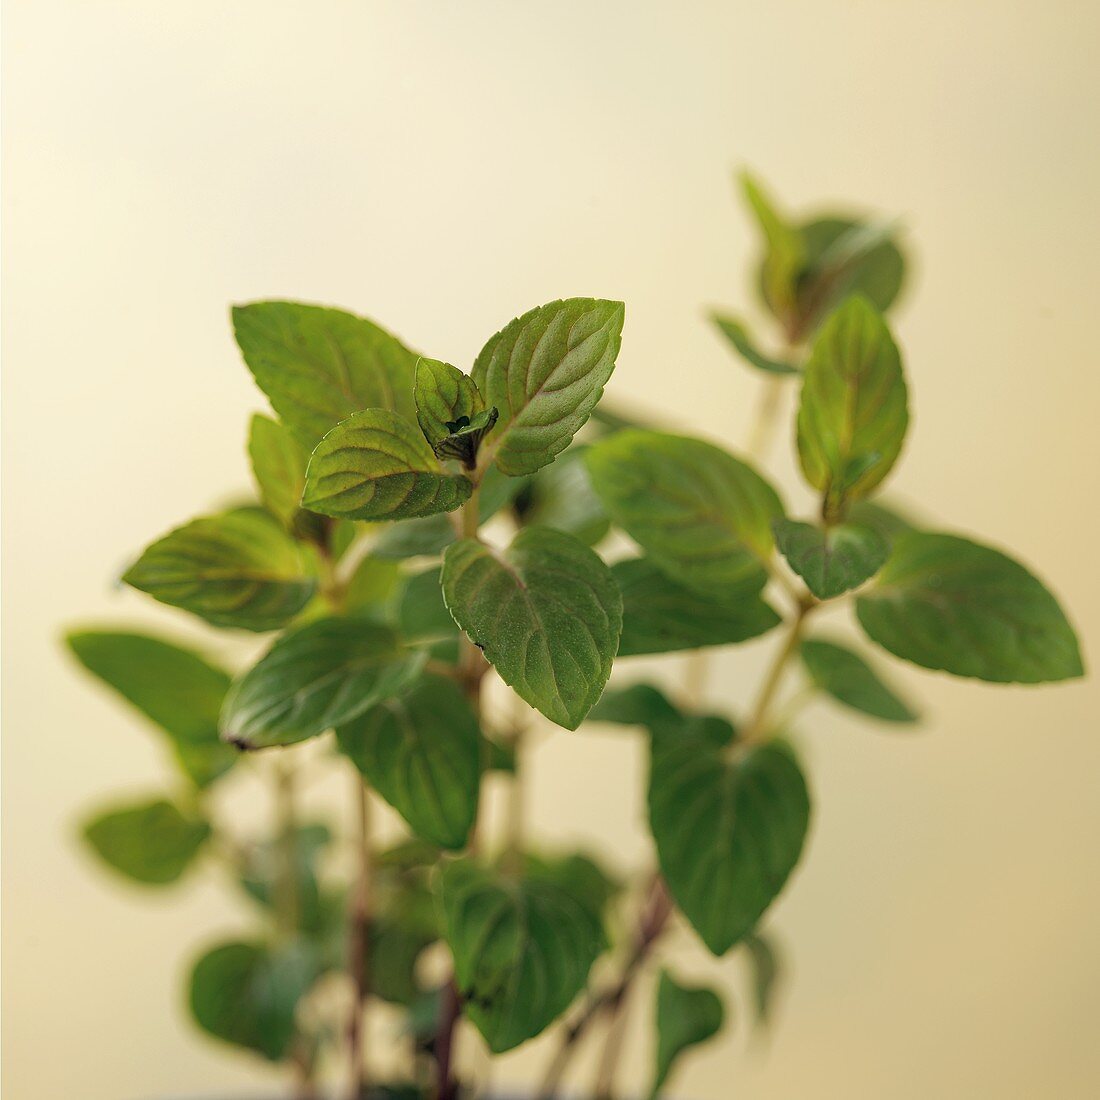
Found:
<box><xmin>337</xmin><ymin>675</ymin><xmax>480</xmax><ymax>850</ymax></box>
<box><xmin>397</xmin><ymin>567</ymin><xmax>456</xmax><ymax>643</ymax></box>
<box><xmin>188</xmin><ymin>939</ymin><xmax>320</xmax><ymax>1061</ymax></box>
<box><xmin>472</xmin><ymin>298</ymin><xmax>625</xmax><ymax>476</ymax></box>
<box><xmin>740</xmin><ymin>171</ymin><xmax>804</xmax><ymax>319</ymax></box>
<box><xmin>855</xmin><ymin>532</ymin><xmax>1083</xmax><ymax>683</ymax></box>
<box><xmin>651</xmin><ymin>970</ymin><xmax>725</xmax><ymax>1098</ymax></box>
<box><xmin>848</xmin><ymin>498</ymin><xmax>920</xmax><ymax>541</ymax></box>
<box><xmin>438</xmin><ymin>859</ymin><xmax>605</xmax><ymax>1052</ymax></box>
<box><xmin>220</xmin><ymin>618</ymin><xmax>425</xmax><ymax>749</ymax></box>
<box><xmin>370</xmin><ymin>467</ymin><xmax>526</xmax><ymax>560</ymax></box>
<box><xmin>772</xmin><ymin>518</ymin><xmax>889</xmax><ymax>599</ymax></box>
<box><xmin>614</xmin><ymin>557</ymin><xmax>781</xmax><ymax>656</ymax></box>
<box><xmin>586</xmin><ymin>430</ymin><xmax>784</xmax><ymax>596</ymax></box>
<box><xmin>302</xmin><ymin>410</ymin><xmax>472</xmax><ymax>522</ymax></box>
<box><xmin>650</xmin><ymin>729</ymin><xmax>810</xmax><ymax>955</ymax></box>
<box><xmin>368</xmin><ymin>917</ymin><xmax>437</xmax><ymax>1006</ymax></box>
<box><xmin>796</xmin><ymin>297</ymin><xmax>909</xmax><ymax>517</ymax></box>
<box><xmin>82</xmin><ymin>798</ymin><xmax>210</xmax><ymax>885</ymax></box>
<box><xmin>65</xmin><ymin>630</ymin><xmax>237</xmax><ymax>787</ymax></box>
<box><xmin>441</xmin><ymin>528</ymin><xmax>622</xmax><ymax>729</ymax></box>
<box><xmin>522</xmin><ymin>852</ymin><xmax>621</xmax><ymax>922</ymax></box>
<box><xmin>123</xmin><ymin>508</ymin><xmax>315</xmax><ymax>632</ymax></box>
<box><xmin>710</xmin><ymin>314</ymin><xmax>799</xmax><ymax>375</ymax></box>
<box><xmin>587</xmin><ymin>682</ymin><xmax>683</xmax><ymax>732</ymax></box>
<box><xmin>800</xmin><ymin>636</ymin><xmax>918</xmax><ymax>723</ymax></box>
<box><xmin>239</xmin><ymin>823</ymin><xmax>335</xmax><ymax>938</ymax></box>
<box><xmin>232</xmin><ymin>301</ymin><xmax>418</xmax><ymax>449</ymax></box>
<box><xmin>413</xmin><ymin>357</ymin><xmax>497</xmax><ymax>467</ymax></box>
<box><xmin>247</xmin><ymin>414</ymin><xmax>309</xmax><ymax>530</ymax></box>
<box><xmin>512</xmin><ymin>445</ymin><xmax>610</xmax><ymax>546</ymax></box>
<box><xmin>342</xmin><ymin>554</ymin><xmax>401</xmax><ymax>618</ymax></box>
<box><xmin>797</xmin><ymin>215</ymin><xmax>906</xmax><ymax>324</ymax></box>
<box><xmin>743</xmin><ymin>931</ymin><xmax>782</xmax><ymax>1030</ymax></box>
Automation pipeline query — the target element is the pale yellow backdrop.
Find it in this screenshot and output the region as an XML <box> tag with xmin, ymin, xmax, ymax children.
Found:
<box><xmin>4</xmin><ymin>2</ymin><xmax>1099</xmax><ymax>1098</ymax></box>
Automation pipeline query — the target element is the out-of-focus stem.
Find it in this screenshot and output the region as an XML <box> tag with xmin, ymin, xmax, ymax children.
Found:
<box><xmin>345</xmin><ymin>778</ymin><xmax>372</xmax><ymax>1100</ymax></box>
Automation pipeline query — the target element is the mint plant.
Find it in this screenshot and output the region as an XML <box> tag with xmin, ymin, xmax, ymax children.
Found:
<box><xmin>67</xmin><ymin>173</ymin><xmax>1083</xmax><ymax>1100</ymax></box>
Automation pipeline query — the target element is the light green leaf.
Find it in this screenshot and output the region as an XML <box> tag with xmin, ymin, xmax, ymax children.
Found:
<box><xmin>710</xmin><ymin>314</ymin><xmax>799</xmax><ymax>375</ymax></box>
<box><xmin>614</xmin><ymin>557</ymin><xmax>781</xmax><ymax>656</ymax></box>
<box><xmin>413</xmin><ymin>357</ymin><xmax>497</xmax><ymax>467</ymax></box>
<box><xmin>743</xmin><ymin>931</ymin><xmax>782</xmax><ymax>1030</ymax></box>
<box><xmin>342</xmin><ymin>554</ymin><xmax>401</xmax><ymax>618</ymax></box>
<box><xmin>650</xmin><ymin>728</ymin><xmax>810</xmax><ymax>955</ymax></box>
<box><xmin>849</xmin><ymin>498</ymin><xmax>920</xmax><ymax>541</ymax></box>
<box><xmin>337</xmin><ymin>675</ymin><xmax>480</xmax><ymax>850</ymax></box>
<box><xmin>441</xmin><ymin>528</ymin><xmax>622</xmax><ymax>729</ymax></box>
<box><xmin>188</xmin><ymin>939</ymin><xmax>321</xmax><ymax>1061</ymax></box>
<box><xmin>651</xmin><ymin>970</ymin><xmax>725</xmax><ymax>1098</ymax></box>
<box><xmin>219</xmin><ymin>618</ymin><xmax>425</xmax><ymax>749</ymax></box>
<box><xmin>513</xmin><ymin>445</ymin><xmax>610</xmax><ymax>546</ymax></box>
<box><xmin>438</xmin><ymin>860</ymin><xmax>605</xmax><ymax>1052</ymax></box>
<box><xmin>472</xmin><ymin>298</ymin><xmax>625</xmax><ymax>476</ymax></box>
<box><xmin>65</xmin><ymin>630</ymin><xmax>237</xmax><ymax>787</ymax></box>
<box><xmin>586</xmin><ymin>430</ymin><xmax>784</xmax><ymax>596</ymax></box>
<box><xmin>796</xmin><ymin>297</ymin><xmax>909</xmax><ymax>517</ymax></box>
<box><xmin>302</xmin><ymin>410</ymin><xmax>472</xmax><ymax>522</ymax></box>
<box><xmin>740</xmin><ymin>171</ymin><xmax>804</xmax><ymax>319</ymax></box>
<box><xmin>82</xmin><ymin>798</ymin><xmax>210</xmax><ymax>885</ymax></box>
<box><xmin>855</xmin><ymin>532</ymin><xmax>1083</xmax><ymax>683</ymax></box>
<box><xmin>232</xmin><ymin>301</ymin><xmax>418</xmax><ymax>448</ymax></box>
<box><xmin>247</xmin><ymin>414</ymin><xmax>309</xmax><ymax>530</ymax></box>
<box><xmin>800</xmin><ymin>637</ymin><xmax>917</xmax><ymax>723</ymax></box>
<box><xmin>123</xmin><ymin>509</ymin><xmax>315</xmax><ymax>632</ymax></box>
<box><xmin>773</xmin><ymin>518</ymin><xmax>889</xmax><ymax>599</ymax></box>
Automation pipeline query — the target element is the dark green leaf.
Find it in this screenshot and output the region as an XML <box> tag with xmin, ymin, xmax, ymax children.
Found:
<box><xmin>397</xmin><ymin>567</ymin><xmax>456</xmax><ymax>643</ymax></box>
<box><xmin>123</xmin><ymin>508</ymin><xmax>315</xmax><ymax>632</ymax></box>
<box><xmin>82</xmin><ymin>798</ymin><xmax>209</xmax><ymax>885</ymax></box>
<box><xmin>337</xmin><ymin>675</ymin><xmax>480</xmax><ymax>850</ymax></box>
<box><xmin>710</xmin><ymin>313</ymin><xmax>799</xmax><ymax>375</ymax></box>
<box><xmin>302</xmin><ymin>410</ymin><xmax>472</xmax><ymax>522</ymax></box>
<box><xmin>368</xmin><ymin>917</ymin><xmax>436</xmax><ymax>1006</ymax></box>
<box><xmin>614</xmin><ymin>557</ymin><xmax>781</xmax><ymax>655</ymax></box>
<box><xmin>248</xmin><ymin>414</ymin><xmax>309</xmax><ymax>529</ymax></box>
<box><xmin>438</xmin><ymin>860</ymin><xmax>605</xmax><ymax>1052</ymax></box>
<box><xmin>220</xmin><ymin>618</ymin><xmax>425</xmax><ymax>749</ymax></box>
<box><xmin>472</xmin><ymin>298</ymin><xmax>625</xmax><ymax>476</ymax></box>
<box><xmin>65</xmin><ymin>630</ymin><xmax>237</xmax><ymax>787</ymax></box>
<box><xmin>523</xmin><ymin>852</ymin><xmax>620</xmax><ymax>922</ymax></box>
<box><xmin>442</xmin><ymin>528</ymin><xmax>622</xmax><ymax>729</ymax></box>
<box><xmin>232</xmin><ymin>301</ymin><xmax>418</xmax><ymax>449</ymax></box>
<box><xmin>650</xmin><ymin>731</ymin><xmax>810</xmax><ymax>955</ymax></box>
<box><xmin>855</xmin><ymin>532</ymin><xmax>1083</xmax><ymax>683</ymax></box>
<box><xmin>239</xmin><ymin>823</ymin><xmax>334</xmax><ymax>937</ymax></box>
<box><xmin>587</xmin><ymin>682</ymin><xmax>683</xmax><ymax>732</ymax></box>
<box><xmin>772</xmin><ymin>518</ymin><xmax>889</xmax><ymax>599</ymax></box>
<box><xmin>188</xmin><ymin>939</ymin><xmax>320</xmax><ymax>1061</ymax></box>
<box><xmin>796</xmin><ymin>297</ymin><xmax>908</xmax><ymax>517</ymax></box>
<box><xmin>587</xmin><ymin>430</ymin><xmax>784</xmax><ymax>596</ymax></box>
<box><xmin>512</xmin><ymin>445</ymin><xmax>610</xmax><ymax>546</ymax></box>
<box><xmin>800</xmin><ymin>637</ymin><xmax>918</xmax><ymax>723</ymax></box>
<box><xmin>651</xmin><ymin>969</ymin><xmax>725</xmax><ymax>1097</ymax></box>
<box><xmin>743</xmin><ymin>931</ymin><xmax>782</xmax><ymax>1030</ymax></box>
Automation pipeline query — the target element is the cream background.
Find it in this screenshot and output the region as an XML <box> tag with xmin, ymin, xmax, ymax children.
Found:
<box><xmin>4</xmin><ymin>2</ymin><xmax>1099</xmax><ymax>1098</ymax></box>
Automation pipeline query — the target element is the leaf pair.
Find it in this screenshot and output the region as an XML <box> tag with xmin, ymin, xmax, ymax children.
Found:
<box><xmin>300</xmin><ymin>298</ymin><xmax>626</xmax><ymax>523</ymax></box>
<box><xmin>437</xmin><ymin>858</ymin><xmax>606</xmax><ymax>1052</ymax></box>
<box><xmin>591</xmin><ymin>685</ymin><xmax>810</xmax><ymax>955</ymax></box>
